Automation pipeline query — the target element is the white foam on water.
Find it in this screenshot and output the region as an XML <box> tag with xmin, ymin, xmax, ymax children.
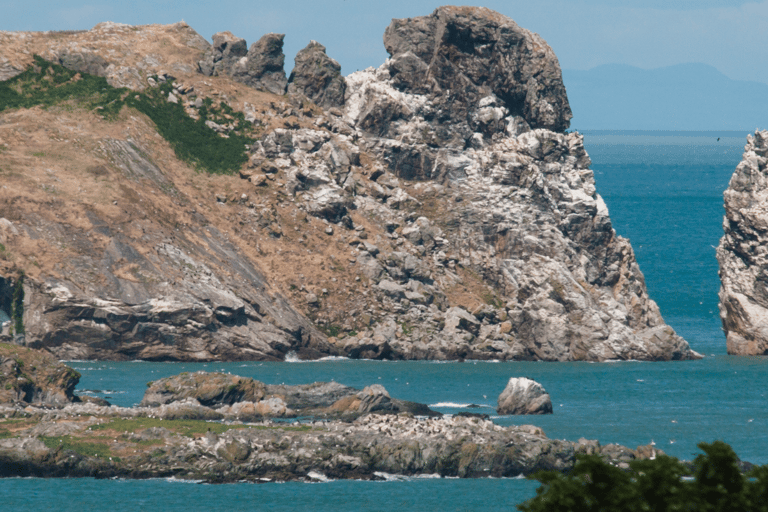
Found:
<box><xmin>306</xmin><ymin>471</ymin><xmax>332</xmax><ymax>482</ymax></box>
<box><xmin>429</xmin><ymin>402</ymin><xmax>490</xmax><ymax>408</ymax></box>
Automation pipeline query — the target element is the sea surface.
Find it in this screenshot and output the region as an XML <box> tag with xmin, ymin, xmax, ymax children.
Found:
<box><xmin>6</xmin><ymin>130</ymin><xmax>768</xmax><ymax>511</ymax></box>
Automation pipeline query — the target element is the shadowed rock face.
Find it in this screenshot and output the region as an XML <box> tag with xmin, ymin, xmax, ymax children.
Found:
<box><xmin>288</xmin><ymin>41</ymin><xmax>346</xmax><ymax>109</ymax></box>
<box><xmin>382</xmin><ymin>5</ymin><xmax>572</xmax><ymax>144</ymax></box>
<box><xmin>718</xmin><ymin>130</ymin><xmax>768</xmax><ymax>355</ymax></box>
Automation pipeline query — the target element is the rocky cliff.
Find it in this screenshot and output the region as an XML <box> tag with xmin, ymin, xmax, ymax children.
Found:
<box><xmin>0</xmin><ymin>7</ymin><xmax>699</xmax><ymax>361</ymax></box>
<box><xmin>718</xmin><ymin>130</ymin><xmax>768</xmax><ymax>355</ymax></box>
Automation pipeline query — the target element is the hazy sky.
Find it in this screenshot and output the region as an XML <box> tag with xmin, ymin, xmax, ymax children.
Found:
<box><xmin>3</xmin><ymin>0</ymin><xmax>768</xmax><ymax>84</ymax></box>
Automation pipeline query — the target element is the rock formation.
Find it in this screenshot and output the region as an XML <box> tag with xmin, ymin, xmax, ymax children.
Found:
<box><xmin>0</xmin><ymin>343</ymin><xmax>80</xmax><ymax>405</ymax></box>
<box><xmin>718</xmin><ymin>130</ymin><xmax>768</xmax><ymax>355</ymax></box>
<box><xmin>497</xmin><ymin>377</ymin><xmax>553</xmax><ymax>415</ymax></box>
<box><xmin>199</xmin><ymin>32</ymin><xmax>288</xmax><ymax>95</ymax></box>
<box><xmin>288</xmin><ymin>41</ymin><xmax>346</xmax><ymax>108</ymax></box>
<box><xmin>141</xmin><ymin>371</ymin><xmax>437</xmax><ymax>420</ymax></box>
<box><xmin>0</xmin><ymin>9</ymin><xmax>699</xmax><ymax>361</ymax></box>
<box><xmin>0</xmin><ymin>403</ymin><xmax>648</xmax><ymax>482</ymax></box>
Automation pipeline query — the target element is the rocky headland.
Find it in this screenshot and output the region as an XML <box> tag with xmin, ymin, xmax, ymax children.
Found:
<box><xmin>718</xmin><ymin>130</ymin><xmax>768</xmax><ymax>355</ymax></box>
<box><xmin>0</xmin><ymin>7</ymin><xmax>699</xmax><ymax>361</ymax></box>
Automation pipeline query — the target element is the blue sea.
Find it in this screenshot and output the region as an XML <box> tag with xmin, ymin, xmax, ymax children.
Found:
<box><xmin>5</xmin><ymin>130</ymin><xmax>768</xmax><ymax>511</ymax></box>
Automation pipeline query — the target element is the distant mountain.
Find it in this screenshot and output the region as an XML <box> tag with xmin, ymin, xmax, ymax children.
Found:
<box><xmin>562</xmin><ymin>63</ymin><xmax>768</xmax><ymax>131</ymax></box>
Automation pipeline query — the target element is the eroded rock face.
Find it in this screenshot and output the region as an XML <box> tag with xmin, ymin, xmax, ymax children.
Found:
<box><xmin>288</xmin><ymin>41</ymin><xmax>346</xmax><ymax>108</ymax></box>
<box><xmin>334</xmin><ymin>7</ymin><xmax>699</xmax><ymax>361</ymax></box>
<box><xmin>497</xmin><ymin>377</ymin><xmax>552</xmax><ymax>415</ymax></box>
<box><xmin>718</xmin><ymin>130</ymin><xmax>768</xmax><ymax>355</ymax></box>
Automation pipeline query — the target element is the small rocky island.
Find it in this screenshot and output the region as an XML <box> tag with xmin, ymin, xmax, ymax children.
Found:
<box><xmin>0</xmin><ymin>344</ymin><xmax>655</xmax><ymax>482</ymax></box>
<box><xmin>718</xmin><ymin>130</ymin><xmax>768</xmax><ymax>355</ymax></box>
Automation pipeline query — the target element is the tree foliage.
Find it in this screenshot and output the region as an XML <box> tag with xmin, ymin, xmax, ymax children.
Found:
<box><xmin>519</xmin><ymin>441</ymin><xmax>768</xmax><ymax>512</ymax></box>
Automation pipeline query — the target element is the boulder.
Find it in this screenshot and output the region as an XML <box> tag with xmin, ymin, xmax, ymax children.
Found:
<box><xmin>236</xmin><ymin>33</ymin><xmax>289</xmax><ymax>94</ymax></box>
<box><xmin>140</xmin><ymin>372</ymin><xmax>267</xmax><ymax>407</ymax></box>
<box><xmin>197</xmin><ymin>31</ymin><xmax>247</xmax><ymax>77</ymax></box>
<box><xmin>288</xmin><ymin>41</ymin><xmax>346</xmax><ymax>108</ymax></box>
<box><xmin>497</xmin><ymin>377</ymin><xmax>553</xmax><ymax>415</ymax></box>
<box><xmin>718</xmin><ymin>129</ymin><xmax>768</xmax><ymax>355</ymax></box>
<box><xmin>0</xmin><ymin>343</ymin><xmax>81</xmax><ymax>405</ymax></box>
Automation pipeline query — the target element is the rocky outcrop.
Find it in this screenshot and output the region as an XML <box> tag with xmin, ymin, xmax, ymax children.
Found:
<box><xmin>0</xmin><ymin>10</ymin><xmax>699</xmax><ymax>362</ymax></box>
<box><xmin>0</xmin><ymin>406</ymin><xmax>649</xmax><ymax>482</ymax></box>
<box><xmin>718</xmin><ymin>130</ymin><xmax>768</xmax><ymax>355</ymax></box>
<box><xmin>0</xmin><ymin>343</ymin><xmax>80</xmax><ymax>405</ymax></box>
<box><xmin>288</xmin><ymin>41</ymin><xmax>346</xmax><ymax>108</ymax></box>
<box><xmin>141</xmin><ymin>372</ymin><xmax>438</xmax><ymax>420</ymax></box>
<box><xmin>141</xmin><ymin>372</ymin><xmax>268</xmax><ymax>407</ymax></box>
<box><xmin>199</xmin><ymin>32</ymin><xmax>288</xmax><ymax>94</ymax></box>
<box><xmin>329</xmin><ymin>6</ymin><xmax>699</xmax><ymax>361</ymax></box>
<box><xmin>382</xmin><ymin>6</ymin><xmax>571</xmax><ymax>143</ymax></box>
<box><xmin>497</xmin><ymin>377</ymin><xmax>552</xmax><ymax>415</ymax></box>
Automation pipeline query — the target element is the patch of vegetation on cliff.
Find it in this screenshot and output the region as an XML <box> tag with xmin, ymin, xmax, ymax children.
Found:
<box><xmin>130</xmin><ymin>82</ymin><xmax>253</xmax><ymax>175</ymax></box>
<box><xmin>0</xmin><ymin>56</ymin><xmax>253</xmax><ymax>175</ymax></box>
<box><xmin>0</xmin><ymin>56</ymin><xmax>126</xmax><ymax>119</ymax></box>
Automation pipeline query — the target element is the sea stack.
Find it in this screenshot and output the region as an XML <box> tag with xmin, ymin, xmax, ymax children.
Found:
<box><xmin>718</xmin><ymin>130</ymin><xmax>768</xmax><ymax>355</ymax></box>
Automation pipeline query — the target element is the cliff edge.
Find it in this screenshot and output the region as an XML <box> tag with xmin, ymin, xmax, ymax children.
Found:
<box><xmin>718</xmin><ymin>130</ymin><xmax>768</xmax><ymax>355</ymax></box>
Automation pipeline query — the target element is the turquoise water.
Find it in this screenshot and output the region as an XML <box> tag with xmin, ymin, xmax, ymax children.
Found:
<box><xmin>6</xmin><ymin>131</ymin><xmax>766</xmax><ymax>511</ymax></box>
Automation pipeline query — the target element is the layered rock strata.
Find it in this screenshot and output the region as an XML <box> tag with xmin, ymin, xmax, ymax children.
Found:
<box><xmin>718</xmin><ymin>130</ymin><xmax>768</xmax><ymax>355</ymax></box>
<box><xmin>0</xmin><ymin>9</ymin><xmax>699</xmax><ymax>361</ymax></box>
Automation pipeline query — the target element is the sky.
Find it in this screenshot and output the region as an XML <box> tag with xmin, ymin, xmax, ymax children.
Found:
<box><xmin>2</xmin><ymin>0</ymin><xmax>768</xmax><ymax>85</ymax></box>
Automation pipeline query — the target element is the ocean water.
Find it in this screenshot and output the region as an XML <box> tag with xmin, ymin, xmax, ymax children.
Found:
<box><xmin>7</xmin><ymin>131</ymin><xmax>768</xmax><ymax>511</ymax></box>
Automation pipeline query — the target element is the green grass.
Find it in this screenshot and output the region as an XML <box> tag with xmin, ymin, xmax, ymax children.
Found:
<box><xmin>0</xmin><ymin>56</ymin><xmax>255</xmax><ymax>175</ymax></box>
<box><xmin>89</xmin><ymin>417</ymin><xmax>312</xmax><ymax>437</ymax></box>
<box><xmin>40</xmin><ymin>435</ymin><xmax>112</xmax><ymax>458</ymax></box>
